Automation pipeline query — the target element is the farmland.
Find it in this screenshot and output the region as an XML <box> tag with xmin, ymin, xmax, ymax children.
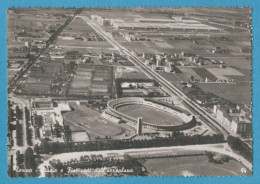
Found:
<box><xmin>68</xmin><ymin>65</ymin><xmax>112</xmax><ymax>97</ymax></box>
<box><xmin>193</xmin><ymin>68</ymin><xmax>217</xmax><ymax>81</ymax></box>
<box><xmin>57</xmin><ymin>39</ymin><xmax>112</xmax><ymax>48</ymax></box>
<box><xmin>196</xmin><ymin>82</ymin><xmax>251</xmax><ymax>105</ymax></box>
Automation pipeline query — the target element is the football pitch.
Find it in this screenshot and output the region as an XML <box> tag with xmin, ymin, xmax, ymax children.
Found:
<box><xmin>117</xmin><ymin>104</ymin><xmax>183</xmax><ymax>126</ymax></box>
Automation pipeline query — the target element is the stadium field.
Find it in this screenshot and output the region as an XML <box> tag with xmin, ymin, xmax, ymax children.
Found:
<box><xmin>116</xmin><ymin>104</ymin><xmax>183</xmax><ymax>126</ymax></box>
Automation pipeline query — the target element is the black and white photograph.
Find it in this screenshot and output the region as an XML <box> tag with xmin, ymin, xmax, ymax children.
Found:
<box><xmin>7</xmin><ymin>7</ymin><xmax>252</xmax><ymax>177</ymax></box>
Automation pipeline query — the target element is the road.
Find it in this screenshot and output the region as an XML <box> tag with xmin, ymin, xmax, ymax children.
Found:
<box><xmin>59</xmin><ymin>45</ymin><xmax>116</xmax><ymax>50</ymax></box>
<box><xmin>38</xmin><ymin>143</ymin><xmax>252</xmax><ymax>177</ymax></box>
<box><xmin>206</xmin><ymin>21</ymin><xmax>250</xmax><ymax>31</ymax></box>
<box><xmin>77</xmin><ymin>15</ymin><xmax>231</xmax><ymax>137</ymax></box>
<box><xmin>10</xmin><ymin>95</ymin><xmax>29</xmax><ymax>148</ymax></box>
<box><xmin>8</xmin><ymin>94</ymin><xmax>31</xmax><ymax>171</ymax></box>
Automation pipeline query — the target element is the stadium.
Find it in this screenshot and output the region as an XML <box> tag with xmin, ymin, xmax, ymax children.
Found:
<box><xmin>107</xmin><ymin>97</ymin><xmax>197</xmax><ymax>131</ymax></box>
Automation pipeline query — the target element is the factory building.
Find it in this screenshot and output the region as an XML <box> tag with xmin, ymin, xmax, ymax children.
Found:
<box><xmin>112</xmin><ymin>22</ymin><xmax>221</xmax><ymax>32</ymax></box>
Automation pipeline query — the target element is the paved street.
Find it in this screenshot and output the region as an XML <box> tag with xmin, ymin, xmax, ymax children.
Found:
<box><xmin>38</xmin><ymin>143</ymin><xmax>252</xmax><ymax>177</ymax></box>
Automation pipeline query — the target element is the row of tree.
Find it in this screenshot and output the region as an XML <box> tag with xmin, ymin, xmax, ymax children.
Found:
<box><xmin>45</xmin><ymin>154</ymin><xmax>146</xmax><ymax>177</ymax></box>
<box><xmin>14</xmin><ymin>148</ymin><xmax>39</xmax><ymax>177</ymax></box>
<box><xmin>206</xmin><ymin>151</ymin><xmax>231</xmax><ymax>164</ymax></box>
<box><xmin>34</xmin><ymin>134</ymin><xmax>225</xmax><ymax>155</ymax></box>
<box><xmin>25</xmin><ymin>107</ymin><xmax>32</xmax><ymax>146</ymax></box>
<box><xmin>8</xmin><ymin>101</ymin><xmax>14</xmax><ymax>122</ymax></box>
<box><xmin>16</xmin><ymin>120</ymin><xmax>23</xmax><ymax>146</ymax></box>
<box><xmin>227</xmin><ymin>136</ymin><xmax>253</xmax><ymax>162</ymax></box>
<box><xmin>15</xmin><ymin>106</ymin><xmax>23</xmax><ymax>120</ymax></box>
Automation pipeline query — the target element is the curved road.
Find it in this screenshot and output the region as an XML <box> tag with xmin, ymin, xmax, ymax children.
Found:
<box><xmin>38</xmin><ymin>143</ymin><xmax>252</xmax><ymax>177</ymax></box>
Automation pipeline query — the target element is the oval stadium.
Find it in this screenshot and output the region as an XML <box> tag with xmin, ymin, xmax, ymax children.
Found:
<box><xmin>107</xmin><ymin>97</ymin><xmax>197</xmax><ymax>131</ymax></box>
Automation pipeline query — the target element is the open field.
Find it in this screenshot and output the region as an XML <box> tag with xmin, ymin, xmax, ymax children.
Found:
<box><xmin>180</xmin><ymin>66</ymin><xmax>249</xmax><ymax>81</ymax></box>
<box><xmin>115</xmin><ymin>66</ymin><xmax>149</xmax><ymax>79</ymax></box>
<box><xmin>193</xmin><ymin>68</ymin><xmax>218</xmax><ymax>81</ymax></box>
<box><xmin>70</xmin><ymin>79</ymin><xmax>91</xmax><ymax>88</ymax></box>
<box><xmin>143</xmin><ymin>155</ymin><xmax>251</xmax><ymax>176</ymax></box>
<box><xmin>120</xmin><ymin>42</ymin><xmax>160</xmax><ymax>54</ymax></box>
<box><xmin>178</xmin><ymin>67</ymin><xmax>202</xmax><ymax>80</ymax></box>
<box><xmin>159</xmin><ymin>72</ymin><xmax>188</xmax><ymax>84</ymax></box>
<box><xmin>207</xmin><ymin>67</ymin><xmax>244</xmax><ymax>80</ymax></box>
<box><xmin>63</xmin><ymin>104</ymin><xmax>134</xmax><ymax>140</ymax></box>
<box><xmin>121</xmin><ymin>38</ymin><xmax>237</xmax><ymax>57</ymax></box>
<box><xmin>67</xmin><ymin>17</ymin><xmax>95</xmax><ymax>31</ymax></box>
<box><xmin>196</xmin><ymin>82</ymin><xmax>251</xmax><ymax>105</ymax></box>
<box><xmin>117</xmin><ymin>104</ymin><xmax>183</xmax><ymax>126</ymax></box>
<box><xmin>209</xmin><ymin>57</ymin><xmax>252</xmax><ymax>70</ymax></box>
<box><xmin>230</xmin><ymin>69</ymin><xmax>252</xmax><ymax>81</ymax></box>
<box><xmin>57</xmin><ymin>39</ymin><xmax>112</xmax><ymax>48</ymax></box>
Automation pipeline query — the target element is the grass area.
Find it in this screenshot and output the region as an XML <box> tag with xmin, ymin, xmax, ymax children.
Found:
<box><xmin>143</xmin><ymin>155</ymin><xmax>251</xmax><ymax>176</ymax></box>
<box><xmin>207</xmin><ymin>67</ymin><xmax>244</xmax><ymax>80</ymax></box>
<box><xmin>63</xmin><ymin>104</ymin><xmax>134</xmax><ymax>139</ymax></box>
<box><xmin>212</xmin><ymin>57</ymin><xmax>252</xmax><ymax>70</ymax></box>
<box><xmin>159</xmin><ymin>72</ymin><xmax>188</xmax><ymax>84</ymax></box>
<box><xmin>193</xmin><ymin>68</ymin><xmax>218</xmax><ymax>81</ymax></box>
<box><xmin>196</xmin><ymin>82</ymin><xmax>251</xmax><ymax>105</ymax></box>
<box><xmin>117</xmin><ymin>104</ymin><xmax>183</xmax><ymax>126</ymax></box>
<box><xmin>57</xmin><ymin>39</ymin><xmax>112</xmax><ymax>47</ymax></box>
<box><xmin>121</xmin><ymin>42</ymin><xmax>160</xmax><ymax>54</ymax></box>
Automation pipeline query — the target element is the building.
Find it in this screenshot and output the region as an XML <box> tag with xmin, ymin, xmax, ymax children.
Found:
<box><xmin>91</xmin><ymin>15</ymin><xmax>111</xmax><ymax>27</ymax></box>
<box><xmin>230</xmin><ymin>118</ymin><xmax>252</xmax><ymax>136</ymax></box>
<box><xmin>32</xmin><ymin>98</ymin><xmax>53</xmax><ymax>109</ymax></box>
<box><xmin>137</xmin><ymin>117</ymin><xmax>143</xmax><ymax>135</ymax></box>
<box><xmin>164</xmin><ymin>65</ymin><xmax>172</xmax><ymax>72</ymax></box>
<box><xmin>42</xmin><ymin>113</ymin><xmax>54</xmax><ymax>138</ymax></box>
<box><xmin>113</xmin><ymin>22</ymin><xmax>221</xmax><ymax>32</ymax></box>
<box><xmin>49</xmin><ymin>48</ymin><xmax>65</xmax><ymax>59</ymax></box>
<box><xmin>101</xmin><ymin>19</ymin><xmax>111</xmax><ymax>27</ymax></box>
<box><xmin>213</xmin><ymin>105</ymin><xmax>252</xmax><ymax>136</ymax></box>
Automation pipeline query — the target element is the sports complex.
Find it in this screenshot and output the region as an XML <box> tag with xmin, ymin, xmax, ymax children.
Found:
<box><xmin>107</xmin><ymin>97</ymin><xmax>197</xmax><ymax>131</ymax></box>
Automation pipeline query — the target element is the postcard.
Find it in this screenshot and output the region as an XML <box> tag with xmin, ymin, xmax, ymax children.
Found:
<box><xmin>4</xmin><ymin>5</ymin><xmax>256</xmax><ymax>182</ymax></box>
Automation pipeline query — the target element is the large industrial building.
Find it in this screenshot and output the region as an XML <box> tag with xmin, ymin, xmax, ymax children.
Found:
<box><xmin>112</xmin><ymin>22</ymin><xmax>221</xmax><ymax>32</ymax></box>
<box><xmin>90</xmin><ymin>14</ymin><xmax>221</xmax><ymax>32</ymax></box>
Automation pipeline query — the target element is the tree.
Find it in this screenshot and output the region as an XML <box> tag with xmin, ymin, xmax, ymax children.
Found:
<box><xmin>190</xmin><ymin>76</ymin><xmax>195</xmax><ymax>82</ymax></box>
<box><xmin>34</xmin><ymin>144</ymin><xmax>40</xmax><ymax>155</ymax></box>
<box><xmin>16</xmin><ymin>120</ymin><xmax>23</xmax><ymax>146</ymax></box>
<box><xmin>24</xmin><ymin>147</ymin><xmax>36</xmax><ymax>176</ymax></box>
<box><xmin>15</xmin><ymin>106</ymin><xmax>22</xmax><ymax>120</ymax></box>
<box><xmin>16</xmin><ymin>150</ymin><xmax>23</xmax><ymax>167</ymax></box>
<box><xmin>227</xmin><ymin>136</ymin><xmax>252</xmax><ymax>162</ymax></box>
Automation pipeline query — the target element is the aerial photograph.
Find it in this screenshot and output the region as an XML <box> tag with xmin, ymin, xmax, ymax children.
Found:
<box><xmin>7</xmin><ymin>7</ymin><xmax>252</xmax><ymax>177</ymax></box>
